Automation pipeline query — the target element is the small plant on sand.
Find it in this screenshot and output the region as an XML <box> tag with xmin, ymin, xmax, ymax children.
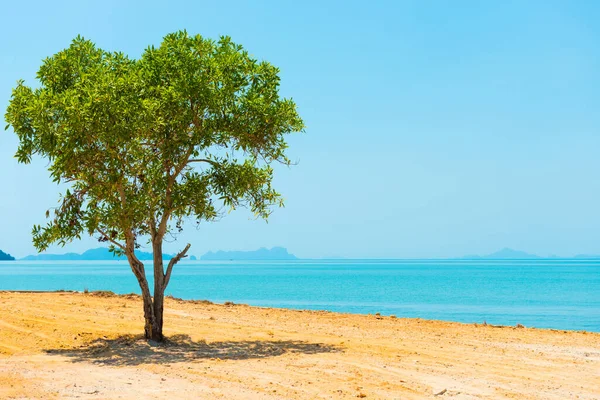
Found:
<box><xmin>5</xmin><ymin>31</ymin><xmax>303</xmax><ymax>342</ymax></box>
<box><xmin>91</xmin><ymin>290</ymin><xmax>116</xmax><ymax>297</ymax></box>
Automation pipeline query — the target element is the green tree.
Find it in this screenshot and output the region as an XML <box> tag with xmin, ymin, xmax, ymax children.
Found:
<box><xmin>5</xmin><ymin>31</ymin><xmax>304</xmax><ymax>341</ymax></box>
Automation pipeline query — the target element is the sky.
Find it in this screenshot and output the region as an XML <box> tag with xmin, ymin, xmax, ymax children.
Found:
<box><xmin>1</xmin><ymin>0</ymin><xmax>600</xmax><ymax>259</ymax></box>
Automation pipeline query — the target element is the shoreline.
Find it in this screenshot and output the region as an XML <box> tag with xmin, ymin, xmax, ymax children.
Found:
<box><xmin>1</xmin><ymin>291</ymin><xmax>599</xmax><ymax>399</ymax></box>
<box><xmin>1</xmin><ymin>289</ymin><xmax>596</xmax><ymax>335</ymax></box>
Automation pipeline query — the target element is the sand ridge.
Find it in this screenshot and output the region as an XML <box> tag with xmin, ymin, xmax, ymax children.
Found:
<box><xmin>0</xmin><ymin>292</ymin><xmax>598</xmax><ymax>399</ymax></box>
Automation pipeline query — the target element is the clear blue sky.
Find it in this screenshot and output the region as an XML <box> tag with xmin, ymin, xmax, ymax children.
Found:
<box><xmin>1</xmin><ymin>0</ymin><xmax>600</xmax><ymax>258</ymax></box>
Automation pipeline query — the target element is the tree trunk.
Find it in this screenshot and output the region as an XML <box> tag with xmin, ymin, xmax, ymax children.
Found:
<box><xmin>124</xmin><ymin>250</ymin><xmax>162</xmax><ymax>342</ymax></box>
<box><xmin>151</xmin><ymin>291</ymin><xmax>164</xmax><ymax>341</ymax></box>
<box><xmin>125</xmin><ymin>237</ymin><xmax>187</xmax><ymax>342</ymax></box>
<box><xmin>151</xmin><ymin>239</ymin><xmax>165</xmax><ymax>342</ymax></box>
<box><xmin>141</xmin><ymin>290</ymin><xmax>156</xmax><ymax>339</ymax></box>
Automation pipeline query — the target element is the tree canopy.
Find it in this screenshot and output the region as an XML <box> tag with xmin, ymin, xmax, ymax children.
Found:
<box><xmin>5</xmin><ymin>31</ymin><xmax>304</xmax><ymax>340</ymax></box>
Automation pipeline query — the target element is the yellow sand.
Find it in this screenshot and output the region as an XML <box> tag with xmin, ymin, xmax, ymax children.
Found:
<box><xmin>0</xmin><ymin>292</ymin><xmax>598</xmax><ymax>399</ymax></box>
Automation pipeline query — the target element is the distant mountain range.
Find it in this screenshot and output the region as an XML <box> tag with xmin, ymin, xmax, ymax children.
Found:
<box><xmin>21</xmin><ymin>247</ymin><xmax>175</xmax><ymax>261</ymax></box>
<box><xmin>14</xmin><ymin>246</ymin><xmax>600</xmax><ymax>261</ymax></box>
<box><xmin>573</xmin><ymin>254</ymin><xmax>600</xmax><ymax>259</ymax></box>
<box><xmin>463</xmin><ymin>248</ymin><xmax>540</xmax><ymax>259</ymax></box>
<box><xmin>464</xmin><ymin>247</ymin><xmax>600</xmax><ymax>259</ymax></box>
<box><xmin>201</xmin><ymin>247</ymin><xmax>297</xmax><ymax>260</ymax></box>
<box><xmin>0</xmin><ymin>249</ymin><xmax>15</xmax><ymax>261</ymax></box>
<box><xmin>20</xmin><ymin>246</ymin><xmax>296</xmax><ymax>261</ymax></box>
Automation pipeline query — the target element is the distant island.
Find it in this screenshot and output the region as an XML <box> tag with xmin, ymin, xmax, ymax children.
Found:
<box><xmin>19</xmin><ymin>246</ymin><xmax>600</xmax><ymax>261</ymax></box>
<box><xmin>0</xmin><ymin>249</ymin><xmax>15</xmax><ymax>261</ymax></box>
<box><xmin>21</xmin><ymin>247</ymin><xmax>296</xmax><ymax>261</ymax></box>
<box><xmin>463</xmin><ymin>247</ymin><xmax>600</xmax><ymax>259</ymax></box>
<box><xmin>476</xmin><ymin>248</ymin><xmax>540</xmax><ymax>259</ymax></box>
<box><xmin>573</xmin><ymin>254</ymin><xmax>600</xmax><ymax>259</ymax></box>
<box><xmin>200</xmin><ymin>247</ymin><xmax>297</xmax><ymax>261</ymax></box>
<box><xmin>22</xmin><ymin>247</ymin><xmax>175</xmax><ymax>261</ymax></box>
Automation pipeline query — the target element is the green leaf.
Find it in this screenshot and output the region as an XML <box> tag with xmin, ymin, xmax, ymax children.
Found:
<box><xmin>5</xmin><ymin>30</ymin><xmax>304</xmax><ymax>333</ymax></box>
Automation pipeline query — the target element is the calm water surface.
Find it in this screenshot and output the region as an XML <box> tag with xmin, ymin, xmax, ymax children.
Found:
<box><xmin>1</xmin><ymin>259</ymin><xmax>598</xmax><ymax>332</ymax></box>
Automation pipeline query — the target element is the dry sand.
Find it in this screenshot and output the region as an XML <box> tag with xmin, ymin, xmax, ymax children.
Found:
<box><xmin>0</xmin><ymin>291</ymin><xmax>598</xmax><ymax>399</ymax></box>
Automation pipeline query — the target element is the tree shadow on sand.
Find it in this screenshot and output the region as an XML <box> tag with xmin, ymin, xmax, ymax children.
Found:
<box><xmin>45</xmin><ymin>334</ymin><xmax>341</xmax><ymax>366</ymax></box>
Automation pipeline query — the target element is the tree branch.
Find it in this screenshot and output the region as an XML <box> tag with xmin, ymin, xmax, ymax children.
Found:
<box><xmin>157</xmin><ymin>146</ymin><xmax>195</xmax><ymax>237</ymax></box>
<box><xmin>149</xmin><ymin>217</ymin><xmax>157</xmax><ymax>237</ymax></box>
<box><xmin>187</xmin><ymin>158</ymin><xmax>220</xmax><ymax>168</ymax></box>
<box><xmin>96</xmin><ymin>228</ymin><xmax>126</xmax><ymax>251</ymax></box>
<box><xmin>173</xmin><ymin>146</ymin><xmax>196</xmax><ymax>178</ymax></box>
<box><xmin>163</xmin><ymin>243</ymin><xmax>191</xmax><ymax>290</ymax></box>
<box><xmin>156</xmin><ymin>101</ymin><xmax>209</xmax><ymax>238</ymax></box>
<box><xmin>116</xmin><ymin>182</ymin><xmax>127</xmax><ymax>209</ymax></box>
<box><xmin>123</xmin><ymin>227</ymin><xmax>147</xmax><ymax>277</ymax></box>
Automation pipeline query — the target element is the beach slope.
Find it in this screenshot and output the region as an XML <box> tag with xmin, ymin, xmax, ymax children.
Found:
<box><xmin>0</xmin><ymin>292</ymin><xmax>598</xmax><ymax>399</ymax></box>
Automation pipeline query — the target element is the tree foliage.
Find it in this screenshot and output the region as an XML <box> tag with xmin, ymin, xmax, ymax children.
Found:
<box><xmin>5</xmin><ymin>31</ymin><xmax>304</xmax><ymax>340</ymax></box>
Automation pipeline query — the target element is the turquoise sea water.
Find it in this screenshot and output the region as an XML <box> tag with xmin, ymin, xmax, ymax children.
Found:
<box><xmin>1</xmin><ymin>259</ymin><xmax>598</xmax><ymax>332</ymax></box>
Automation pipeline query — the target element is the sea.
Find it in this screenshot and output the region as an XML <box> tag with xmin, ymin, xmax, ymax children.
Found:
<box><xmin>1</xmin><ymin>258</ymin><xmax>598</xmax><ymax>332</ymax></box>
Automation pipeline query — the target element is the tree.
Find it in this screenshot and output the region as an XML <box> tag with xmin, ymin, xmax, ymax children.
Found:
<box><xmin>5</xmin><ymin>31</ymin><xmax>304</xmax><ymax>341</ymax></box>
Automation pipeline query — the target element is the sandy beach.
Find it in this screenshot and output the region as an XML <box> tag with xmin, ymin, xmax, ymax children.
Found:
<box><xmin>0</xmin><ymin>292</ymin><xmax>598</xmax><ymax>399</ymax></box>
